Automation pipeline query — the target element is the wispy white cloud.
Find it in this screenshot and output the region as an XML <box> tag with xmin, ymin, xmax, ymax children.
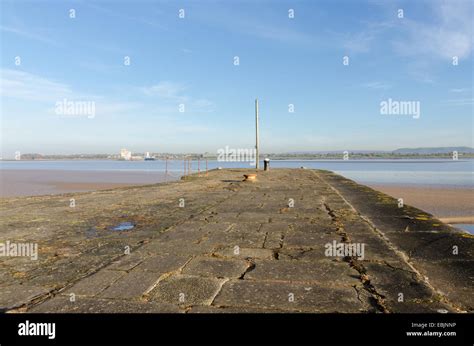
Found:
<box><xmin>0</xmin><ymin>69</ymin><xmax>73</xmax><ymax>102</ymax></box>
<box><xmin>361</xmin><ymin>81</ymin><xmax>391</xmax><ymax>90</ymax></box>
<box><xmin>343</xmin><ymin>32</ymin><xmax>375</xmax><ymax>53</ymax></box>
<box><xmin>142</xmin><ymin>82</ymin><xmax>188</xmax><ymax>101</ymax></box>
<box><xmin>392</xmin><ymin>0</ymin><xmax>473</xmax><ymax>60</ymax></box>
<box><xmin>244</xmin><ymin>22</ymin><xmax>315</xmax><ymax>45</ymax></box>
<box><xmin>337</xmin><ymin>1</ymin><xmax>472</xmax><ymax>62</ymax></box>
<box><xmin>1</xmin><ymin>70</ymin><xmax>215</xmax><ymax>118</ymax></box>
<box><xmin>441</xmin><ymin>98</ymin><xmax>474</xmax><ymax>106</ymax></box>
<box><xmin>176</xmin><ymin>125</ymin><xmax>210</xmax><ymax>134</ymax></box>
<box><xmin>78</xmin><ymin>61</ymin><xmax>124</xmax><ymax>74</ymax></box>
<box><xmin>0</xmin><ymin>69</ymin><xmax>141</xmax><ymax>118</ymax></box>
<box><xmin>339</xmin><ymin>21</ymin><xmax>395</xmax><ymax>54</ymax></box>
<box><xmin>141</xmin><ymin>82</ymin><xmax>215</xmax><ymax>113</ymax></box>
<box><xmin>449</xmin><ymin>88</ymin><xmax>470</xmax><ymax>93</ymax></box>
<box><xmin>84</xmin><ymin>3</ymin><xmax>167</xmax><ymax>31</ymax></box>
<box><xmin>190</xmin><ymin>5</ymin><xmax>316</xmax><ymax>46</ymax></box>
<box><xmin>0</xmin><ymin>25</ymin><xmax>57</xmax><ymax>45</ymax></box>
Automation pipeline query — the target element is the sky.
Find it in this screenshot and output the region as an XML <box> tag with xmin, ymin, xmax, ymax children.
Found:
<box><xmin>0</xmin><ymin>0</ymin><xmax>473</xmax><ymax>156</ymax></box>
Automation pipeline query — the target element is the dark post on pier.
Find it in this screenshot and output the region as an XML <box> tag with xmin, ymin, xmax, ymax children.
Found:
<box><xmin>264</xmin><ymin>158</ymin><xmax>270</xmax><ymax>171</ymax></box>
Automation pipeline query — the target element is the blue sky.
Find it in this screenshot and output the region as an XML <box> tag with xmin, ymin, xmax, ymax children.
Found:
<box><xmin>0</xmin><ymin>0</ymin><xmax>473</xmax><ymax>155</ymax></box>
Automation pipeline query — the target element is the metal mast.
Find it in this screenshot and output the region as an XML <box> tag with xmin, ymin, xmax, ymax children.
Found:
<box><xmin>255</xmin><ymin>98</ymin><xmax>259</xmax><ymax>170</ymax></box>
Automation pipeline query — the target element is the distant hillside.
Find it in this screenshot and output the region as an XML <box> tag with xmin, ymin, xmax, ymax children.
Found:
<box><xmin>285</xmin><ymin>147</ymin><xmax>474</xmax><ymax>155</ymax></box>
<box><xmin>393</xmin><ymin>147</ymin><xmax>474</xmax><ymax>154</ymax></box>
<box><xmin>286</xmin><ymin>150</ymin><xmax>389</xmax><ymax>155</ymax></box>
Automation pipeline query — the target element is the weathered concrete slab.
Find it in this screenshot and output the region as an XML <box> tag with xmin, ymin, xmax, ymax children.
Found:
<box><xmin>0</xmin><ymin>168</ymin><xmax>471</xmax><ymax>313</ymax></box>
<box><xmin>212</xmin><ymin>247</ymin><xmax>276</xmax><ymax>260</ymax></box>
<box><xmin>360</xmin><ymin>262</ymin><xmax>438</xmax><ymax>305</ymax></box>
<box><xmin>0</xmin><ymin>284</ymin><xmax>52</xmax><ymax>310</ymax></box>
<box><xmin>245</xmin><ymin>259</ymin><xmax>360</xmax><ymax>286</ymax></box>
<box><xmin>135</xmin><ymin>254</ymin><xmax>191</xmax><ymax>274</ymax></box>
<box><xmin>99</xmin><ymin>269</ymin><xmax>160</xmax><ymax>299</ymax></box>
<box><xmin>284</xmin><ymin>231</ymin><xmax>336</xmax><ymax>249</ymax></box>
<box><xmin>149</xmin><ymin>275</ymin><xmax>226</xmax><ymax>306</ymax></box>
<box><xmin>409</xmin><ymin>259</ymin><xmax>474</xmax><ymax>311</ymax></box>
<box><xmin>383</xmin><ymin>231</ymin><xmax>474</xmax><ymax>261</ymax></box>
<box><xmin>291</xmin><ymin>222</ymin><xmax>337</xmax><ymax>234</ymax></box>
<box><xmin>213</xmin><ymin>280</ymin><xmax>367</xmax><ymax>313</ymax></box>
<box><xmin>230</xmin><ymin>222</ymin><xmax>262</xmax><ymax>233</ymax></box>
<box><xmin>182</xmin><ymin>257</ymin><xmax>250</xmax><ymax>279</ymax></box>
<box><xmin>263</xmin><ymin>234</ymin><xmax>284</xmax><ymax>249</ymax></box>
<box><xmin>187</xmin><ymin>305</ymin><xmax>285</xmax><ymax>313</ymax></box>
<box><xmin>205</xmin><ymin>230</ymin><xmax>266</xmax><ymax>248</ymax></box>
<box><xmin>30</xmin><ymin>296</ymin><xmax>183</xmax><ymax>313</ymax></box>
<box><xmin>63</xmin><ymin>269</ymin><xmax>125</xmax><ymax>297</ymax></box>
<box><xmin>107</xmin><ymin>252</ymin><xmax>146</xmax><ymax>271</ymax></box>
<box><xmin>278</xmin><ymin>248</ymin><xmax>330</xmax><ymax>261</ymax></box>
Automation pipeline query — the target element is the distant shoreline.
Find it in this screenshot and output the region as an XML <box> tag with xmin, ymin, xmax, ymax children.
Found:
<box><xmin>1</xmin><ymin>148</ymin><xmax>474</xmax><ymax>162</ymax></box>
<box><xmin>1</xmin><ymin>157</ymin><xmax>473</xmax><ymax>162</ymax></box>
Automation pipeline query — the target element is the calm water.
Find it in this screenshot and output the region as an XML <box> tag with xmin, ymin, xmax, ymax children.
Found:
<box><xmin>1</xmin><ymin>159</ymin><xmax>473</xmax><ymax>187</ymax></box>
<box><xmin>1</xmin><ymin>159</ymin><xmax>473</xmax><ymax>232</ymax></box>
<box><xmin>455</xmin><ymin>224</ymin><xmax>474</xmax><ymax>234</ymax></box>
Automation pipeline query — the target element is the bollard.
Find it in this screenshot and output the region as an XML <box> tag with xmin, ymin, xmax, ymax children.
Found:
<box><xmin>264</xmin><ymin>158</ymin><xmax>270</xmax><ymax>171</ymax></box>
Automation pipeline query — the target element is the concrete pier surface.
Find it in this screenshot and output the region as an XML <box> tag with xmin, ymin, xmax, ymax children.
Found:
<box><xmin>0</xmin><ymin>169</ymin><xmax>472</xmax><ymax>313</ymax></box>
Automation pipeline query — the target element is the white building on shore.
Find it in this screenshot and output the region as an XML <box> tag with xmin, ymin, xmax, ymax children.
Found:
<box><xmin>120</xmin><ymin>148</ymin><xmax>132</xmax><ymax>160</ymax></box>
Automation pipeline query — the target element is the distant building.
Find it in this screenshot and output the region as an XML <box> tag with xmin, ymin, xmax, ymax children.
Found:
<box><xmin>120</xmin><ymin>148</ymin><xmax>132</xmax><ymax>160</ymax></box>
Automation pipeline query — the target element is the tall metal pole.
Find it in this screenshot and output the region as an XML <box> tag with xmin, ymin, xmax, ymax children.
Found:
<box><xmin>255</xmin><ymin>98</ymin><xmax>259</xmax><ymax>170</ymax></box>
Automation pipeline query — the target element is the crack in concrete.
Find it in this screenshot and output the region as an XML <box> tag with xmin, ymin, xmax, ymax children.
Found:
<box><xmin>352</xmin><ymin>285</ymin><xmax>365</xmax><ymax>307</ymax></box>
<box><xmin>315</xmin><ymin>170</ymin><xmax>462</xmax><ymax>313</ymax></box>
<box><xmin>208</xmin><ymin>278</ymin><xmax>230</xmax><ymax>307</ymax></box>
<box><xmin>319</xmin><ymin>174</ymin><xmax>388</xmax><ymax>313</ymax></box>
<box><xmin>238</xmin><ymin>260</ymin><xmax>256</xmax><ymax>280</ymax></box>
<box><xmin>141</xmin><ymin>256</ymin><xmax>195</xmax><ymax>301</ymax></box>
<box><xmin>348</xmin><ymin>259</ymin><xmax>389</xmax><ymax>313</ymax></box>
<box><xmin>358</xmin><ymin>214</ymin><xmax>462</xmax><ymax>312</ymax></box>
